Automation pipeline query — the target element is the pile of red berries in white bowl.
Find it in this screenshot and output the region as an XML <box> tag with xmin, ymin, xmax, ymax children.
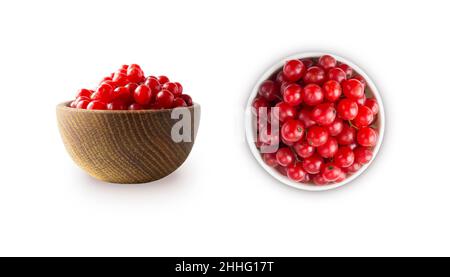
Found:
<box><xmin>245</xmin><ymin>53</ymin><xmax>384</xmax><ymax>191</ymax></box>
<box><xmin>69</xmin><ymin>64</ymin><xmax>193</xmax><ymax>110</ymax></box>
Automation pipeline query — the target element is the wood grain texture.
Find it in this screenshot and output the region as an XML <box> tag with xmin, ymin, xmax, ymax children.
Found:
<box><xmin>56</xmin><ymin>102</ymin><xmax>200</xmax><ymax>184</ymax></box>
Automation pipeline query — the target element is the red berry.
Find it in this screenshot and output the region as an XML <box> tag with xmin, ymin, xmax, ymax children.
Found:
<box><xmin>352</xmin><ymin>105</ymin><xmax>374</xmax><ymax>128</ymax></box>
<box><xmin>252</xmin><ymin>97</ymin><xmax>269</xmax><ymax>115</ymax></box>
<box><xmin>327</xmin><ymin>67</ymin><xmax>347</xmax><ymax>83</ymax></box>
<box><xmin>301</xmin><ymin>58</ymin><xmax>314</xmax><ymax>68</ymax></box>
<box><xmin>335</xmin><ymin>171</ymin><xmax>346</xmax><ymax>182</ymax></box>
<box><xmin>302</xmin><ymin>155</ymin><xmax>323</xmax><ymax>174</ymax></box>
<box><xmin>353</xmin><ymin>147</ymin><xmax>373</xmax><ymax>164</ymax></box>
<box><xmin>297</xmin><ymin>108</ymin><xmax>316</xmax><ymax>128</ymax></box>
<box><xmin>76</xmin><ymin>99</ymin><xmax>91</xmax><ymax>109</ymax></box>
<box><xmin>162</xmin><ymin>82</ymin><xmax>181</xmax><ymax>96</ymax></box>
<box><xmin>144</xmin><ymin>77</ymin><xmax>162</xmax><ymax>93</ymax></box>
<box><xmin>293</xmin><ymin>141</ymin><xmax>315</xmax><ymax>158</ymax></box>
<box><xmin>112</xmin><ymin>71</ymin><xmax>128</xmax><ymax>86</ymax></box>
<box><xmin>113</xmin><ymin>86</ymin><xmax>131</xmax><ymax>102</ymax></box>
<box><xmin>125</xmin><ymin>83</ymin><xmax>138</xmax><ymax>94</ymax></box>
<box><xmin>353</xmin><ymin>75</ymin><xmax>367</xmax><ymax>89</ymax></box>
<box><xmin>337</xmin><ymin>125</ymin><xmax>356</xmax><ymax>145</ymax></box>
<box><xmin>276</xmin><ymin>147</ymin><xmax>295</xmax><ymax>167</ymax></box>
<box><xmin>342</xmin><ymin>79</ymin><xmax>364</xmax><ymax>100</ymax></box>
<box><xmin>322</xmin><ymin>80</ymin><xmax>342</xmax><ymax>102</ymax></box>
<box><xmin>128</xmin><ymin>103</ymin><xmax>143</xmax><ymax>110</ymax></box>
<box><xmin>274</xmin><ymin>102</ymin><xmax>297</xmax><ymax>122</ymax></box>
<box><xmin>158</xmin><ymin>75</ymin><xmax>170</xmax><ymax>84</ymax></box>
<box><xmin>76</xmin><ymin>88</ymin><xmax>93</xmax><ymax>98</ymax></box>
<box><xmin>133</xmin><ymin>84</ymin><xmax>152</xmax><ymax>105</ymax></box>
<box><xmin>283</xmin><ymin>59</ymin><xmax>306</xmax><ymax>82</ymax></box>
<box><xmin>258</xmin><ymin>80</ymin><xmax>279</xmax><ymax>101</ymax></box>
<box><xmin>287</xmin><ymin>163</ymin><xmax>307</xmax><ymax>182</ymax></box>
<box><xmin>317</xmin><ymin>137</ymin><xmax>338</xmax><ymax>158</ymax></box>
<box><xmin>321</xmin><ymin>163</ymin><xmax>342</xmax><ymax>182</ymax></box>
<box><xmin>311</xmin><ymin>103</ymin><xmax>336</xmax><ymax>126</ymax></box>
<box><xmin>326</xmin><ymin>118</ymin><xmax>344</xmax><ymax>136</ymax></box>
<box><xmin>174</xmin><ymin>82</ymin><xmax>183</xmax><ymax>94</ymax></box>
<box><xmin>87</xmin><ymin>100</ymin><xmax>107</xmax><ymax>110</ymax></box>
<box><xmin>313</xmin><ymin>174</ymin><xmax>328</xmax><ymax>185</ymax></box>
<box><xmin>337</xmin><ymin>64</ymin><xmax>353</xmax><ymax>78</ymax></box>
<box><xmin>126</xmin><ymin>65</ymin><xmax>145</xmax><ymax>83</ymax></box>
<box><xmin>172</xmin><ymin>98</ymin><xmax>187</xmax><ymax>108</ymax></box>
<box><xmin>307</xmin><ymin>126</ymin><xmax>329</xmax><ymax>147</ymax></box>
<box><xmin>282</xmin><ymin>83</ymin><xmax>302</xmax><ymax>106</ymax></box>
<box><xmin>180</xmin><ymin>94</ymin><xmax>193</xmax><ymax>106</ymax></box>
<box><xmin>365</xmin><ymin>98</ymin><xmax>379</xmax><ymax>115</ymax></box>
<box><xmin>276</xmin><ymin>71</ymin><xmax>288</xmax><ymax>83</ymax></box>
<box><xmin>356</xmin><ymin>127</ymin><xmax>377</xmax><ymax>147</ymax></box>
<box><xmin>92</xmin><ymin>83</ymin><xmax>113</xmax><ymax>101</ymax></box>
<box><xmin>337</xmin><ymin>99</ymin><xmax>359</xmax><ymax>120</ymax></box>
<box><xmin>302</xmin><ymin>84</ymin><xmax>324</xmax><ymax>106</ymax></box>
<box><xmin>334</xmin><ymin>146</ymin><xmax>355</xmax><ymax>168</ymax></box>
<box><xmin>318</xmin><ymin>55</ymin><xmax>337</xmax><ymax>70</ymax></box>
<box><xmin>263</xmin><ymin>153</ymin><xmax>278</xmax><ymax>167</ymax></box>
<box><xmin>281</xmin><ymin>119</ymin><xmax>305</xmax><ymax>143</ymax></box>
<box><xmin>154</xmin><ymin>89</ymin><xmax>174</xmax><ymax>109</ymax></box>
<box><xmin>346</xmin><ymin>162</ymin><xmax>362</xmax><ymax>173</ymax></box>
<box><xmin>107</xmin><ymin>100</ymin><xmax>127</xmax><ymax>110</ymax></box>
<box><xmin>303</xmin><ymin>66</ymin><xmax>326</xmax><ymax>85</ymax></box>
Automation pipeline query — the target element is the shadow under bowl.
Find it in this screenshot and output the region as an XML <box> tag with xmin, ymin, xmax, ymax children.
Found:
<box><xmin>56</xmin><ymin>102</ymin><xmax>201</xmax><ymax>184</ymax></box>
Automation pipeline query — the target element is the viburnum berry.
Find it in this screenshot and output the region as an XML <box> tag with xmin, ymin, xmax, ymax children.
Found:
<box><xmin>365</xmin><ymin>98</ymin><xmax>379</xmax><ymax>115</ymax></box>
<box><xmin>337</xmin><ymin>98</ymin><xmax>358</xmax><ymax>120</ymax></box>
<box><xmin>154</xmin><ymin>89</ymin><xmax>174</xmax><ymax>109</ymax></box>
<box><xmin>282</xmin><ymin>83</ymin><xmax>302</xmax><ymax>106</ymax></box>
<box><xmin>322</xmin><ymin>80</ymin><xmax>342</xmax><ymax>102</ymax></box>
<box><xmin>87</xmin><ymin>100</ymin><xmax>107</xmax><ymax>110</ymax></box>
<box><xmin>318</xmin><ymin>55</ymin><xmax>337</xmax><ymax>70</ymax></box>
<box><xmin>327</xmin><ymin>67</ymin><xmax>347</xmax><ymax>83</ymax></box>
<box><xmin>158</xmin><ymin>75</ymin><xmax>170</xmax><ymax>84</ymax></box>
<box><xmin>302</xmin><ymin>84</ymin><xmax>324</xmax><ymax>106</ymax></box>
<box><xmin>287</xmin><ymin>163</ymin><xmax>307</xmax><ymax>182</ymax></box>
<box><xmin>274</xmin><ymin>102</ymin><xmax>297</xmax><ymax>122</ymax></box>
<box><xmin>303</xmin><ymin>66</ymin><xmax>326</xmax><ymax>85</ymax></box>
<box><xmin>302</xmin><ymin>154</ymin><xmax>324</xmax><ymax>174</ymax></box>
<box><xmin>281</xmin><ymin>119</ymin><xmax>305</xmax><ymax>143</ymax></box>
<box><xmin>162</xmin><ymin>82</ymin><xmax>181</xmax><ymax>96</ymax></box>
<box><xmin>144</xmin><ymin>77</ymin><xmax>162</xmax><ymax>93</ymax></box>
<box><xmin>293</xmin><ymin>141</ymin><xmax>315</xmax><ymax>158</ymax></box>
<box><xmin>107</xmin><ymin>100</ymin><xmax>127</xmax><ymax>110</ymax></box>
<box><xmin>76</xmin><ymin>99</ymin><xmax>91</xmax><ymax>109</ymax></box>
<box><xmin>313</xmin><ymin>174</ymin><xmax>328</xmax><ymax>185</ymax></box>
<box><xmin>356</xmin><ymin>127</ymin><xmax>377</xmax><ymax>147</ymax></box>
<box><xmin>263</xmin><ymin>153</ymin><xmax>278</xmax><ymax>167</ymax></box>
<box><xmin>128</xmin><ymin>103</ymin><xmax>143</xmax><ymax>110</ymax></box>
<box><xmin>276</xmin><ymin>147</ymin><xmax>295</xmax><ymax>167</ymax></box>
<box><xmin>337</xmin><ymin>63</ymin><xmax>353</xmax><ymax>78</ymax></box>
<box><xmin>353</xmin><ymin>147</ymin><xmax>373</xmax><ymax>164</ymax></box>
<box><xmin>180</xmin><ymin>94</ymin><xmax>193</xmax><ymax>106</ymax></box>
<box><xmin>317</xmin><ymin>137</ymin><xmax>338</xmax><ymax>158</ymax></box>
<box><xmin>76</xmin><ymin>88</ymin><xmax>93</xmax><ymax>98</ymax></box>
<box><xmin>258</xmin><ymin>80</ymin><xmax>279</xmax><ymax>101</ymax></box>
<box><xmin>92</xmin><ymin>83</ymin><xmax>113</xmax><ymax>101</ymax></box>
<box><xmin>310</xmin><ymin>103</ymin><xmax>336</xmax><ymax>126</ymax></box>
<box><xmin>352</xmin><ymin>105</ymin><xmax>374</xmax><ymax>128</ymax></box>
<box><xmin>321</xmin><ymin>163</ymin><xmax>342</xmax><ymax>182</ymax></box>
<box><xmin>297</xmin><ymin>108</ymin><xmax>316</xmax><ymax>128</ymax></box>
<box><xmin>133</xmin><ymin>84</ymin><xmax>152</xmax><ymax>105</ymax></box>
<box><xmin>337</xmin><ymin>125</ymin><xmax>356</xmax><ymax>145</ymax></box>
<box><xmin>283</xmin><ymin>59</ymin><xmax>306</xmax><ymax>82</ymax></box>
<box><xmin>334</xmin><ymin>146</ymin><xmax>355</xmax><ymax>168</ymax></box>
<box><xmin>307</xmin><ymin>126</ymin><xmax>329</xmax><ymax>147</ymax></box>
<box><xmin>342</xmin><ymin>79</ymin><xmax>364</xmax><ymax>100</ymax></box>
<box><xmin>326</xmin><ymin>118</ymin><xmax>344</xmax><ymax>136</ymax></box>
<box><xmin>172</xmin><ymin>98</ymin><xmax>187</xmax><ymax>108</ymax></box>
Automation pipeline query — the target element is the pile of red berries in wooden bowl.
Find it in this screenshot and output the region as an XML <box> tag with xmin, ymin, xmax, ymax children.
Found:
<box><xmin>68</xmin><ymin>64</ymin><xmax>193</xmax><ymax>110</ymax></box>
<box><xmin>245</xmin><ymin>53</ymin><xmax>384</xmax><ymax>191</ymax></box>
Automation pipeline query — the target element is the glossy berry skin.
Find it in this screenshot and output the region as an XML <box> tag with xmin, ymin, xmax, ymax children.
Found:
<box><xmin>281</xmin><ymin>119</ymin><xmax>305</xmax><ymax>143</ymax></box>
<box><xmin>302</xmin><ymin>84</ymin><xmax>324</xmax><ymax>106</ymax></box>
<box><xmin>335</xmin><ymin>171</ymin><xmax>346</xmax><ymax>182</ymax></box>
<box><xmin>276</xmin><ymin>71</ymin><xmax>288</xmax><ymax>83</ymax></box>
<box><xmin>93</xmin><ymin>83</ymin><xmax>113</xmax><ymax>101</ymax></box>
<box><xmin>126</xmin><ymin>65</ymin><xmax>145</xmax><ymax>83</ymax></box>
<box><xmin>76</xmin><ymin>88</ymin><xmax>92</xmax><ymax>98</ymax></box>
<box><xmin>311</xmin><ymin>103</ymin><xmax>336</xmax><ymax>126</ymax></box>
<box><xmin>322</xmin><ymin>80</ymin><xmax>342</xmax><ymax>102</ymax></box>
<box><xmin>301</xmin><ymin>58</ymin><xmax>314</xmax><ymax>68</ymax></box>
<box><xmin>327</xmin><ymin>67</ymin><xmax>347</xmax><ymax>83</ymax></box>
<box><xmin>87</xmin><ymin>100</ymin><xmax>107</xmax><ymax>110</ymax></box>
<box><xmin>162</xmin><ymin>82</ymin><xmax>181</xmax><ymax>96</ymax></box>
<box><xmin>334</xmin><ymin>146</ymin><xmax>355</xmax><ymax>168</ymax></box>
<box><xmin>303</xmin><ymin>66</ymin><xmax>326</xmax><ymax>85</ymax></box>
<box><xmin>337</xmin><ymin>99</ymin><xmax>358</xmax><ymax>120</ymax></box>
<box><xmin>144</xmin><ymin>77</ymin><xmax>162</xmax><ymax>93</ymax></box>
<box><xmin>154</xmin><ymin>89</ymin><xmax>175</xmax><ymax>109</ymax></box>
<box><xmin>180</xmin><ymin>94</ymin><xmax>193</xmax><ymax>106</ymax></box>
<box><xmin>342</xmin><ymin>79</ymin><xmax>364</xmax><ymax>100</ymax></box>
<box><xmin>353</xmin><ymin>75</ymin><xmax>367</xmax><ymax>89</ymax></box>
<box><xmin>307</xmin><ymin>126</ymin><xmax>329</xmax><ymax>147</ymax></box>
<box><xmin>133</xmin><ymin>84</ymin><xmax>152</xmax><ymax>105</ymax></box>
<box><xmin>274</xmin><ymin>102</ymin><xmax>297</xmax><ymax>122</ymax></box>
<box><xmin>157</xmin><ymin>75</ymin><xmax>170</xmax><ymax>84</ymax></box>
<box><xmin>283</xmin><ymin>84</ymin><xmax>302</xmax><ymax>106</ymax></box>
<box><xmin>297</xmin><ymin>108</ymin><xmax>316</xmax><ymax>128</ymax></box>
<box><xmin>302</xmin><ymin>155</ymin><xmax>323</xmax><ymax>174</ymax></box>
<box><xmin>258</xmin><ymin>80</ymin><xmax>279</xmax><ymax>101</ymax></box>
<box><xmin>313</xmin><ymin>174</ymin><xmax>328</xmax><ymax>185</ymax></box>
<box><xmin>172</xmin><ymin>98</ymin><xmax>187</xmax><ymax>108</ymax></box>
<box><xmin>112</xmin><ymin>71</ymin><xmax>128</xmax><ymax>86</ymax></box>
<box><xmin>113</xmin><ymin>86</ymin><xmax>131</xmax><ymax>102</ymax></box>
<box><xmin>365</xmin><ymin>98</ymin><xmax>379</xmax><ymax>115</ymax></box>
<box><xmin>352</xmin><ymin>105</ymin><xmax>374</xmax><ymax>128</ymax></box>
<box><xmin>287</xmin><ymin>163</ymin><xmax>307</xmax><ymax>182</ymax></box>
<box><xmin>338</xmin><ymin>64</ymin><xmax>353</xmax><ymax>78</ymax></box>
<box><xmin>317</xmin><ymin>137</ymin><xmax>338</xmax><ymax>158</ymax></box>
<box><xmin>107</xmin><ymin>100</ymin><xmax>127</xmax><ymax>110</ymax></box>
<box><xmin>174</xmin><ymin>82</ymin><xmax>183</xmax><ymax>94</ymax></box>
<box><xmin>283</xmin><ymin>59</ymin><xmax>306</xmax><ymax>82</ymax></box>
<box><xmin>322</xmin><ymin>163</ymin><xmax>342</xmax><ymax>182</ymax></box>
<box><xmin>337</xmin><ymin>125</ymin><xmax>356</xmax><ymax>145</ymax></box>
<box><xmin>318</xmin><ymin>55</ymin><xmax>337</xmax><ymax>70</ymax></box>
<box><xmin>345</xmin><ymin>162</ymin><xmax>361</xmax><ymax>173</ymax></box>
<box><xmin>276</xmin><ymin>147</ymin><xmax>295</xmax><ymax>167</ymax></box>
<box><xmin>357</xmin><ymin>127</ymin><xmax>377</xmax><ymax>147</ymax></box>
<box><xmin>252</xmin><ymin>97</ymin><xmax>268</xmax><ymax>115</ymax></box>
<box><xmin>353</xmin><ymin>147</ymin><xmax>373</xmax><ymax>164</ymax></box>
<box><xmin>263</xmin><ymin>153</ymin><xmax>278</xmax><ymax>167</ymax></box>
<box><xmin>128</xmin><ymin>103</ymin><xmax>143</xmax><ymax>110</ymax></box>
<box><xmin>76</xmin><ymin>99</ymin><xmax>90</xmax><ymax>109</ymax></box>
<box><xmin>293</xmin><ymin>141</ymin><xmax>315</xmax><ymax>158</ymax></box>
<box><xmin>326</xmin><ymin>118</ymin><xmax>344</xmax><ymax>136</ymax></box>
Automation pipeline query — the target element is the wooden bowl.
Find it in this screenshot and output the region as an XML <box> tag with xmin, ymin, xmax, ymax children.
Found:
<box><xmin>56</xmin><ymin>102</ymin><xmax>201</xmax><ymax>184</ymax></box>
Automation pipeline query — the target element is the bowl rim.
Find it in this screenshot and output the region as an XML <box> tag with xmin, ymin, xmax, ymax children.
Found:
<box><xmin>244</xmin><ymin>51</ymin><xmax>385</xmax><ymax>192</ymax></box>
<box><xmin>57</xmin><ymin>101</ymin><xmax>200</xmax><ymax>114</ymax></box>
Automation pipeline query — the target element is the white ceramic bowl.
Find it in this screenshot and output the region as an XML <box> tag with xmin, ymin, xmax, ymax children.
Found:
<box><xmin>245</xmin><ymin>52</ymin><xmax>385</xmax><ymax>191</ymax></box>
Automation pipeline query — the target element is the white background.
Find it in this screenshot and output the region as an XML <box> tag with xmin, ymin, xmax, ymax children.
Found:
<box><xmin>0</xmin><ymin>0</ymin><xmax>449</xmax><ymax>257</ymax></box>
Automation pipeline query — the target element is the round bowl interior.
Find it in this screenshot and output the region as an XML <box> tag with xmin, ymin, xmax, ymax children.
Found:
<box><xmin>57</xmin><ymin>102</ymin><xmax>201</xmax><ymax>184</ymax></box>
<box><xmin>245</xmin><ymin>52</ymin><xmax>385</xmax><ymax>191</ymax></box>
